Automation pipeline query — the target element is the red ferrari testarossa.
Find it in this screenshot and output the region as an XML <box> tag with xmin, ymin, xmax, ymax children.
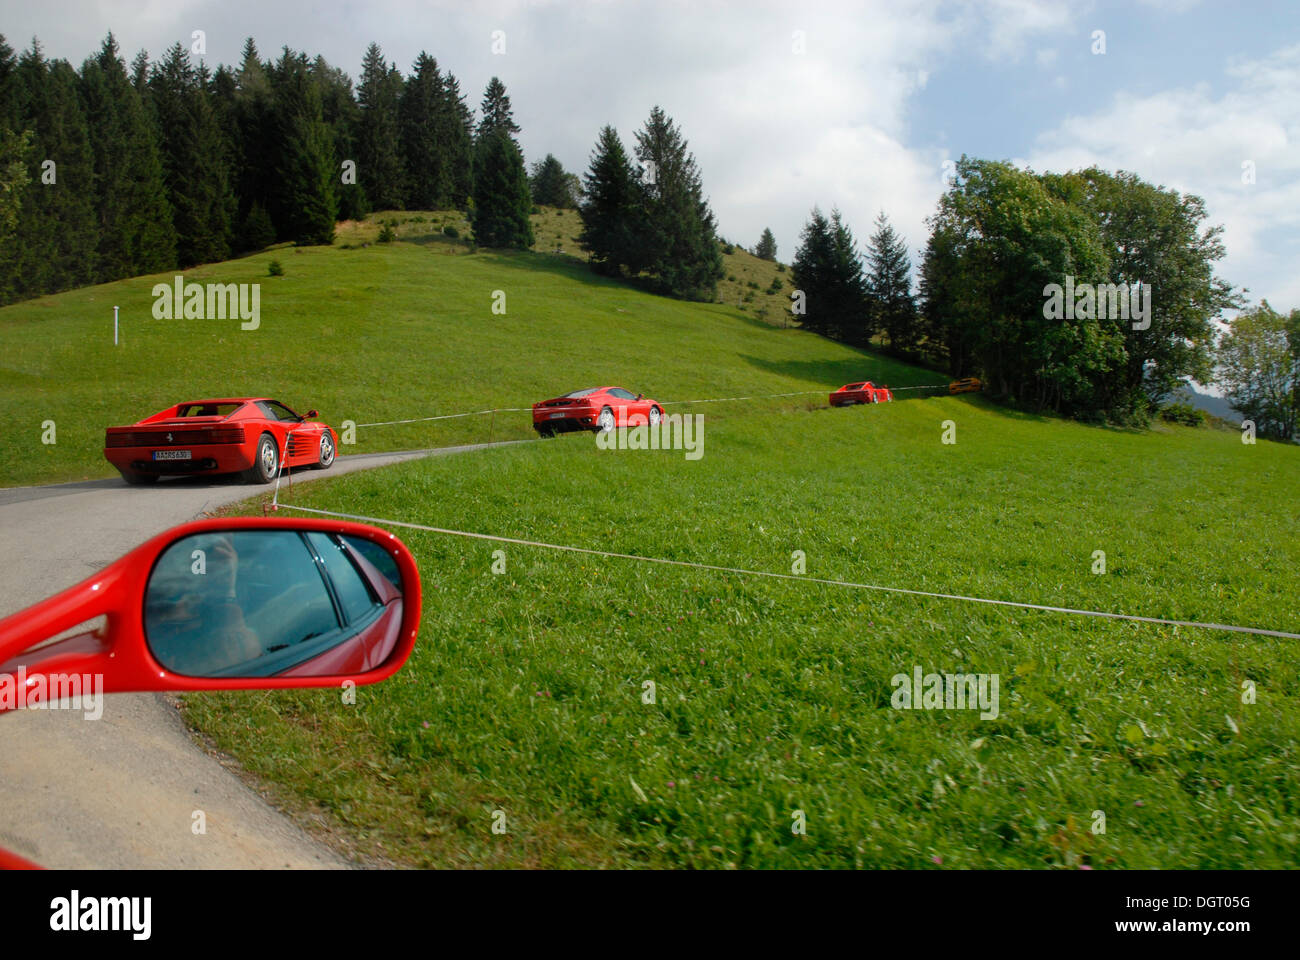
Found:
<box><xmin>104</xmin><ymin>398</ymin><xmax>338</xmax><ymax>485</ymax></box>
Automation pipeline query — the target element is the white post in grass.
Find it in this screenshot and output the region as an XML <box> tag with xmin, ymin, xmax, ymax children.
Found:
<box><xmin>114</xmin><ymin>305</ymin><xmax>119</xmax><ymax>345</ymax></box>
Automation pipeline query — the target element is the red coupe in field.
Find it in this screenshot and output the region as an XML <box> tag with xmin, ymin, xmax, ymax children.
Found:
<box><xmin>104</xmin><ymin>398</ymin><xmax>339</xmax><ymax>485</ymax></box>
<box><xmin>533</xmin><ymin>386</ymin><xmax>664</xmax><ymax>436</ymax></box>
<box><xmin>830</xmin><ymin>381</ymin><xmax>894</xmax><ymax>406</ymax></box>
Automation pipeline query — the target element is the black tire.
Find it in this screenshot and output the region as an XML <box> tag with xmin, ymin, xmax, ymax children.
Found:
<box><xmin>243</xmin><ymin>432</ymin><xmax>279</xmax><ymax>484</ymax></box>
<box><xmin>649</xmin><ymin>405</ymin><xmax>663</xmax><ymax>428</ymax></box>
<box><xmin>118</xmin><ymin>468</ymin><xmax>158</xmax><ymax>486</ymax></box>
<box><xmin>314</xmin><ymin>430</ymin><xmax>336</xmax><ymax>469</ymax></box>
<box><xmin>536</xmin><ymin>425</ymin><xmax>556</xmax><ymax>438</ymax></box>
<box><xmin>595</xmin><ymin>406</ymin><xmax>615</xmax><ymax>434</ymax></box>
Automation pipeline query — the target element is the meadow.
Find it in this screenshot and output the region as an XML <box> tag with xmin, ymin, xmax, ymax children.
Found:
<box><xmin>5</xmin><ymin>213</ymin><xmax>1296</xmax><ymax>868</ymax></box>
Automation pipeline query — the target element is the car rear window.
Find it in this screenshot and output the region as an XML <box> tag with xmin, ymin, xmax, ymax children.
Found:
<box><xmin>564</xmin><ymin>388</ymin><xmax>600</xmax><ymax>398</ymax></box>
<box><xmin>176</xmin><ymin>403</ymin><xmax>242</xmax><ymax>418</ymax></box>
<box><xmin>846</xmin><ymin>383</ymin><xmax>865</xmax><ymax>390</ymax></box>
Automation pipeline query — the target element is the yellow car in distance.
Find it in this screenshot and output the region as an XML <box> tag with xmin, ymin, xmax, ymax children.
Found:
<box><xmin>949</xmin><ymin>377</ymin><xmax>982</xmax><ymax>394</ymax></box>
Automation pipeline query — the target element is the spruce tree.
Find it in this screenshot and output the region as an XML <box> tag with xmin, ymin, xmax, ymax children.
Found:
<box><xmin>470</xmin><ymin>127</ymin><xmax>533</xmax><ymax>249</ymax></box>
<box><xmin>232</xmin><ymin>38</ymin><xmax>277</xmax><ymax>240</ymax></box>
<box><xmin>755</xmin><ymin>227</ymin><xmax>777</xmax><ymax>261</ymax></box>
<box><xmin>312</xmin><ymin>54</ymin><xmax>365</xmax><ymax>221</ymax></box>
<box><xmin>6</xmin><ymin>47</ymin><xmax>96</xmax><ymax>297</ymax></box>
<box><xmin>578</xmin><ymin>125</ymin><xmax>641</xmax><ymax>276</ymax></box>
<box><xmin>441</xmin><ymin>70</ymin><xmax>473</xmax><ymax>208</ymax></box>
<box><xmin>865</xmin><ymin>211</ymin><xmax>916</xmax><ymax>352</ymax></box>
<box><xmin>791</xmin><ymin>207</ymin><xmax>835</xmax><ymax>336</ymax></box>
<box><xmin>79</xmin><ymin>33</ymin><xmax>176</xmax><ymax>283</ymax></box>
<box><xmin>476</xmin><ymin>76</ymin><xmax>519</xmax><ymax>143</ymax></box>
<box><xmin>356</xmin><ymin>42</ymin><xmax>404</xmax><ymax>210</ymax></box>
<box><xmin>271</xmin><ymin>49</ymin><xmax>336</xmax><ymax>244</ymax></box>
<box><xmin>149</xmin><ymin>44</ymin><xmax>234</xmax><ymax>266</ymax></box>
<box><xmin>632</xmin><ymin>106</ymin><xmax>722</xmax><ymax>300</ymax></box>
<box><xmin>529</xmin><ymin>153</ymin><xmax>571</xmax><ymax>208</ymax></box>
<box><xmin>399</xmin><ymin>52</ymin><xmax>446</xmax><ymax>209</ymax></box>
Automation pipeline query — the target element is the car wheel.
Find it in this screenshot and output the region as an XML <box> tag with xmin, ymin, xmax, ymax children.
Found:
<box><xmin>596</xmin><ymin>406</ymin><xmax>615</xmax><ymax>433</ymax></box>
<box><xmin>118</xmin><ymin>469</ymin><xmax>158</xmax><ymax>486</ymax></box>
<box><xmin>649</xmin><ymin>406</ymin><xmax>662</xmax><ymax>427</ymax></box>
<box><xmin>244</xmin><ymin>432</ymin><xmax>279</xmax><ymax>484</ymax></box>
<box><xmin>536</xmin><ymin>425</ymin><xmax>556</xmax><ymax>438</ymax></box>
<box><xmin>314</xmin><ymin>430</ymin><xmax>336</xmax><ymax>469</ymax></box>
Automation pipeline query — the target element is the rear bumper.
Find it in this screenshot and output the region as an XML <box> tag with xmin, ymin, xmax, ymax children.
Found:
<box><xmin>533</xmin><ymin>405</ymin><xmax>598</xmax><ymax>431</ymax></box>
<box><xmin>104</xmin><ymin>445</ymin><xmax>254</xmax><ymax>475</ymax></box>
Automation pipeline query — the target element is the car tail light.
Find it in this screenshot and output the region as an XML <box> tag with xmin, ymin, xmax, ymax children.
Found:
<box><xmin>106</xmin><ymin>427</ymin><xmax>245</xmax><ymax>447</ymax></box>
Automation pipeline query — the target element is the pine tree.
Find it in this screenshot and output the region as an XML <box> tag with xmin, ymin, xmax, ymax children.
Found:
<box><xmin>476</xmin><ymin>76</ymin><xmax>519</xmax><ymax>143</ymax></box>
<box><xmin>529</xmin><ymin>154</ymin><xmax>571</xmax><ymax>208</ymax></box>
<box><xmin>0</xmin><ymin>35</ymin><xmax>18</xmax><ymax>129</ymax></box>
<box><xmin>632</xmin><ymin>106</ymin><xmax>722</xmax><ymax>300</ymax></box>
<box><xmin>792</xmin><ymin>207</ymin><xmax>865</xmax><ymax>340</ymax></box>
<box><xmin>5</xmin><ymin>46</ymin><xmax>96</xmax><ymax>298</ymax></box>
<box><xmin>865</xmin><ymin>211</ymin><xmax>916</xmax><ymax>352</ymax></box>
<box><xmin>79</xmin><ymin>33</ymin><xmax>176</xmax><ymax>282</ymax></box>
<box><xmin>271</xmin><ymin>49</ymin><xmax>336</xmax><ymax>244</ymax></box>
<box><xmin>754</xmin><ymin>227</ymin><xmax>777</xmax><ymax>261</ymax></box>
<box><xmin>471</xmin><ymin>127</ymin><xmax>533</xmax><ymax>249</ymax></box>
<box><xmin>441</xmin><ymin>70</ymin><xmax>473</xmax><ymax>208</ymax></box>
<box><xmin>149</xmin><ymin>44</ymin><xmax>234</xmax><ymax>266</ymax></box>
<box><xmin>312</xmin><ymin>54</ymin><xmax>365</xmax><ymax>220</ymax></box>
<box><xmin>232</xmin><ymin>38</ymin><xmax>277</xmax><ymax>240</ymax></box>
<box><xmin>578</xmin><ymin>125</ymin><xmax>641</xmax><ymax>276</ymax></box>
<box><xmin>356</xmin><ymin>42</ymin><xmax>404</xmax><ymax>210</ymax></box>
<box><xmin>399</xmin><ymin>52</ymin><xmax>447</xmax><ymax>209</ymax></box>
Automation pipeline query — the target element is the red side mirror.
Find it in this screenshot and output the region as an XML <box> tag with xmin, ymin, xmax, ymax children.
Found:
<box><xmin>306</xmin><ymin>409</ymin><xmax>319</xmax><ymax>418</ymax></box>
<box><xmin>0</xmin><ymin>518</ymin><xmax>421</xmax><ymax>709</ymax></box>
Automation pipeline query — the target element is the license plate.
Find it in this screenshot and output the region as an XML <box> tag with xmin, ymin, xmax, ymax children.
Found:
<box><xmin>154</xmin><ymin>450</ymin><xmax>192</xmax><ymax>461</ymax></box>
<box><xmin>549</xmin><ymin>413</ymin><xmax>565</xmax><ymax>419</ymax></box>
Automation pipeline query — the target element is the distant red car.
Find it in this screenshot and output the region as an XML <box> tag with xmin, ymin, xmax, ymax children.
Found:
<box><xmin>830</xmin><ymin>381</ymin><xmax>893</xmax><ymax>406</ymax></box>
<box><xmin>104</xmin><ymin>398</ymin><xmax>338</xmax><ymax>485</ymax></box>
<box><xmin>533</xmin><ymin>386</ymin><xmax>664</xmax><ymax>436</ymax></box>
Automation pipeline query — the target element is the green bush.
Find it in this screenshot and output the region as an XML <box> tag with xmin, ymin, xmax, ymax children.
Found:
<box><xmin>443</xmin><ymin>225</ymin><xmax>459</xmax><ymax>239</ymax></box>
<box><xmin>267</xmin><ymin>259</ymin><xmax>284</xmax><ymax>277</ymax></box>
<box><xmin>1160</xmin><ymin>402</ymin><xmax>1208</xmax><ymax>426</ymax></box>
<box><xmin>378</xmin><ymin>223</ymin><xmax>397</xmax><ymax>243</ymax></box>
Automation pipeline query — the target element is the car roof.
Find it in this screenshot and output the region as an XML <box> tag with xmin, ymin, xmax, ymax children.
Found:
<box><xmin>179</xmin><ymin>398</ymin><xmax>268</xmax><ymax>405</ymax></box>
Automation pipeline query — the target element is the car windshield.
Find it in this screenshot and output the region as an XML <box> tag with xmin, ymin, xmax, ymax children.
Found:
<box><xmin>175</xmin><ymin>403</ymin><xmax>242</xmax><ymax>418</ymax></box>
<box><xmin>564</xmin><ymin>388</ymin><xmax>600</xmax><ymax>398</ymax></box>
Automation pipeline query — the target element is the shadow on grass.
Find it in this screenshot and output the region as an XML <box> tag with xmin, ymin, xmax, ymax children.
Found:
<box><xmin>740</xmin><ymin>351</ymin><xmax>947</xmax><ymax>389</ymax></box>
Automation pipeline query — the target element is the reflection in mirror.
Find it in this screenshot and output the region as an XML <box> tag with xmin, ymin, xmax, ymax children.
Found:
<box><xmin>144</xmin><ymin>530</ymin><xmax>403</xmax><ymax>678</ymax></box>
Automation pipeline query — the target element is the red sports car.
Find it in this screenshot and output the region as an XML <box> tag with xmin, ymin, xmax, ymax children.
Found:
<box><xmin>104</xmin><ymin>398</ymin><xmax>339</xmax><ymax>485</ymax></box>
<box><xmin>533</xmin><ymin>386</ymin><xmax>664</xmax><ymax>436</ymax></box>
<box><xmin>830</xmin><ymin>381</ymin><xmax>893</xmax><ymax>406</ymax></box>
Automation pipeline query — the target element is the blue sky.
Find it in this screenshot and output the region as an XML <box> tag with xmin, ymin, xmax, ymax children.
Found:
<box><xmin>7</xmin><ymin>0</ymin><xmax>1298</xmax><ymax>309</ymax></box>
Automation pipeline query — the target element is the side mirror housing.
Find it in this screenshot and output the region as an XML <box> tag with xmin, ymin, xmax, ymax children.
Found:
<box><xmin>0</xmin><ymin>518</ymin><xmax>421</xmax><ymax>706</ymax></box>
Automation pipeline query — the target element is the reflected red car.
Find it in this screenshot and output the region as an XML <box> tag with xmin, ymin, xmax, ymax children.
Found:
<box><xmin>104</xmin><ymin>397</ymin><xmax>338</xmax><ymax>485</ymax></box>
<box><xmin>830</xmin><ymin>381</ymin><xmax>893</xmax><ymax>406</ymax></box>
<box><xmin>533</xmin><ymin>386</ymin><xmax>664</xmax><ymax>436</ymax></box>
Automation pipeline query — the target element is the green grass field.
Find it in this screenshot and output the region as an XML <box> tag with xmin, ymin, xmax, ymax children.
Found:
<box><xmin>5</xmin><ymin>218</ymin><xmax>1297</xmax><ymax>868</ymax></box>
<box><xmin>190</xmin><ymin>396</ymin><xmax>1299</xmax><ymax>869</ymax></box>
<box><xmin>0</xmin><ymin>210</ymin><xmax>884</xmax><ymax>487</ymax></box>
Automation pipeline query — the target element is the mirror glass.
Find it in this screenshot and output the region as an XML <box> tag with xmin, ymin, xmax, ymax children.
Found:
<box><xmin>144</xmin><ymin>530</ymin><xmax>404</xmax><ymax>678</ymax></box>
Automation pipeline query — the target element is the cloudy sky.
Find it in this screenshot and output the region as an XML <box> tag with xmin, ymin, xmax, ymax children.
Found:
<box><xmin>7</xmin><ymin>0</ymin><xmax>1298</xmax><ymax>309</ymax></box>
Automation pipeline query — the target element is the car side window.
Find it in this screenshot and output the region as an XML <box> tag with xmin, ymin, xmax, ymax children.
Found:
<box><xmin>266</xmin><ymin>401</ymin><xmax>300</xmax><ymax>422</ymax></box>
<box><xmin>306</xmin><ymin>532</ymin><xmax>380</xmax><ymax>624</ymax></box>
<box><xmin>610</xmin><ymin>388</ymin><xmax>636</xmax><ymax>400</ymax></box>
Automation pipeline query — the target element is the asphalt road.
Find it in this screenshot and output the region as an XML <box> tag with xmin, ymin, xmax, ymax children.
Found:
<box><xmin>0</xmin><ymin>444</ymin><xmax>509</xmax><ymax>868</ymax></box>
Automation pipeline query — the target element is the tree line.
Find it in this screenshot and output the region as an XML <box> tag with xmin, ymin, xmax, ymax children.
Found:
<box><xmin>0</xmin><ymin>32</ymin><xmax>580</xmax><ymax>305</ymax></box>
<box><xmin>787</xmin><ymin>156</ymin><xmax>1295</xmax><ymax>429</ymax></box>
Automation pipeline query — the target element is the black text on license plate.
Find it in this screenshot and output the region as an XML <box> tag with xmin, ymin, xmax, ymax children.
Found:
<box><xmin>154</xmin><ymin>450</ymin><xmax>192</xmax><ymax>461</ymax></box>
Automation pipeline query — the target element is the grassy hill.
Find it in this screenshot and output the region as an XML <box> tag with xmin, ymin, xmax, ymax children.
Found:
<box><xmin>0</xmin><ymin>210</ymin><xmax>887</xmax><ymax>487</ymax></box>
<box><xmin>5</xmin><ymin>218</ymin><xmax>1297</xmax><ymax>869</ymax></box>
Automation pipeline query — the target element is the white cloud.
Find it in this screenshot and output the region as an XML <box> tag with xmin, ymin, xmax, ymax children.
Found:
<box><xmin>1029</xmin><ymin>43</ymin><xmax>1300</xmax><ymax>307</ymax></box>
